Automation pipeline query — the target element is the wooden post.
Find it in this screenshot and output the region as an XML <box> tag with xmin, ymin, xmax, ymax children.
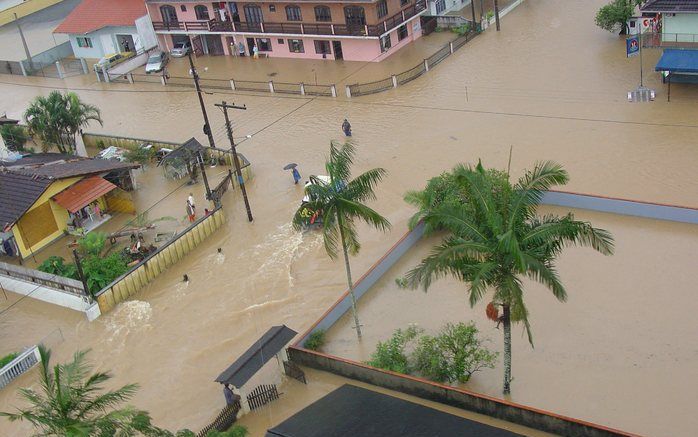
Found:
<box><xmin>269</xmin><ymin>81</ymin><xmax>274</xmax><ymax>93</ymax></box>
<box><xmin>230</xmin><ymin>79</ymin><xmax>236</xmax><ymax>90</ymax></box>
<box><xmin>391</xmin><ymin>74</ymin><xmax>398</xmax><ymax>88</ymax></box>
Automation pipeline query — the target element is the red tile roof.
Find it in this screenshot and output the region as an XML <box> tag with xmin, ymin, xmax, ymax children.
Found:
<box><xmin>54</xmin><ymin>0</ymin><xmax>147</xmax><ymax>35</ymax></box>
<box><xmin>53</xmin><ymin>176</ymin><xmax>117</xmax><ymax>213</ymax></box>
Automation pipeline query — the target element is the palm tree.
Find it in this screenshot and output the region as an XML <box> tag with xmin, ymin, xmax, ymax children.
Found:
<box><xmin>0</xmin><ymin>346</ymin><xmax>155</xmax><ymax>436</ymax></box>
<box><xmin>293</xmin><ymin>141</ymin><xmax>391</xmax><ymax>338</ymax></box>
<box><xmin>24</xmin><ymin>91</ymin><xmax>102</xmax><ymax>154</ymax></box>
<box><xmin>405</xmin><ymin>161</ymin><xmax>614</xmax><ymax>394</ymax></box>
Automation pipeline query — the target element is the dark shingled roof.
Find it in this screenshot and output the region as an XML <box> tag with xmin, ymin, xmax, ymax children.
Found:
<box><xmin>215</xmin><ymin>325</ymin><xmax>297</xmax><ymax>387</ymax></box>
<box><xmin>158</xmin><ymin>137</ymin><xmax>205</xmax><ymax>166</ymax></box>
<box><xmin>1</xmin><ymin>153</ymin><xmax>80</xmax><ymax>168</ymax></box>
<box><xmin>641</xmin><ymin>0</ymin><xmax>698</xmax><ymax>13</ymax></box>
<box><xmin>0</xmin><ymin>170</ymin><xmax>53</xmax><ymax>229</ymax></box>
<box><xmin>26</xmin><ymin>158</ymin><xmax>139</xmax><ymax>179</ymax></box>
<box><xmin>266</xmin><ymin>385</ymin><xmax>523</xmax><ymax>437</ymax></box>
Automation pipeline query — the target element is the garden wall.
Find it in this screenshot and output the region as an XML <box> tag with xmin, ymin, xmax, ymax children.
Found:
<box><xmin>95</xmin><ymin>206</ymin><xmax>226</xmax><ymax>313</ymax></box>
<box><xmin>290</xmin><ymin>190</ymin><xmax>695</xmax><ymax>436</ymax></box>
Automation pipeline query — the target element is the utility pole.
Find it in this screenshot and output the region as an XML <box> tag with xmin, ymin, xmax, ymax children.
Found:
<box><xmin>494</xmin><ymin>0</ymin><xmax>501</xmax><ymax>31</ymax></box>
<box><xmin>215</xmin><ymin>101</ymin><xmax>253</xmax><ymax>222</ymax></box>
<box><xmin>470</xmin><ymin>0</ymin><xmax>477</xmax><ymax>31</ymax></box>
<box><xmin>14</xmin><ymin>13</ymin><xmax>33</xmax><ymax>70</ymax></box>
<box><xmin>187</xmin><ymin>51</ymin><xmax>213</xmax><ymax>200</ymax></box>
<box><xmin>72</xmin><ymin>249</ymin><xmax>90</xmax><ymax>300</ymax></box>
<box><xmin>187</xmin><ymin>51</ymin><xmax>215</xmax><ymax>148</ymax></box>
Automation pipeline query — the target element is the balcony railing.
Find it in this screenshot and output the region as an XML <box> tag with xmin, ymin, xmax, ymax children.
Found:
<box><xmin>153</xmin><ymin>0</ymin><xmax>426</xmax><ymax>37</ymax></box>
<box><xmin>638</xmin><ymin>32</ymin><xmax>698</xmax><ymax>48</ymax></box>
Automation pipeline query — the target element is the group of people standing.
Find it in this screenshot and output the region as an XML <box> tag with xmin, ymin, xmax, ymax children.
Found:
<box><xmin>236</xmin><ymin>41</ymin><xmax>259</xmax><ymax>59</ymax></box>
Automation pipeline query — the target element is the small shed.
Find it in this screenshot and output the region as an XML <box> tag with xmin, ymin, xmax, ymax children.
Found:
<box><xmin>158</xmin><ymin>137</ymin><xmax>205</xmax><ymax>181</ymax></box>
<box><xmin>215</xmin><ymin>325</ymin><xmax>298</xmax><ymax>414</ymax></box>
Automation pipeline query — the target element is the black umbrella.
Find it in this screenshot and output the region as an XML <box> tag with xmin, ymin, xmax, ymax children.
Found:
<box><xmin>283</xmin><ymin>163</ymin><xmax>298</xmax><ymax>170</ymax></box>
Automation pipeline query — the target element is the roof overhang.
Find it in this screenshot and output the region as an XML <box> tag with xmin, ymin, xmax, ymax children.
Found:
<box><xmin>655</xmin><ymin>49</ymin><xmax>698</xmax><ymax>73</ymax></box>
<box><xmin>53</xmin><ymin>176</ymin><xmax>117</xmax><ymax>213</ymax></box>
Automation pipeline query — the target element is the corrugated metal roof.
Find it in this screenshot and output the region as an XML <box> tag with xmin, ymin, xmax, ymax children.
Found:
<box><xmin>641</xmin><ymin>0</ymin><xmax>698</xmax><ymax>13</ymax></box>
<box><xmin>53</xmin><ymin>0</ymin><xmax>146</xmax><ymax>35</ymax></box>
<box><xmin>215</xmin><ymin>325</ymin><xmax>298</xmax><ymax>387</ymax></box>
<box><xmin>0</xmin><ymin>170</ymin><xmax>53</xmax><ymax>229</ymax></box>
<box><xmin>53</xmin><ymin>176</ymin><xmax>117</xmax><ymax>213</ymax></box>
<box><xmin>16</xmin><ymin>158</ymin><xmax>139</xmax><ymax>179</ymax></box>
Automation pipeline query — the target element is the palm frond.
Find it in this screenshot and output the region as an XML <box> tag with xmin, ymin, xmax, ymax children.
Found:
<box><xmin>343</xmin><ymin>167</ymin><xmax>387</xmax><ymax>203</ymax></box>
<box><xmin>509</xmin><ymin>161</ymin><xmax>568</xmax><ymax>225</ymax></box>
<box><xmin>327</xmin><ymin>141</ymin><xmax>354</xmax><ymax>183</ymax></box>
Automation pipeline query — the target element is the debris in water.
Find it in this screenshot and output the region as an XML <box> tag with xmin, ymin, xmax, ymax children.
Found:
<box><xmin>183</xmin><ymin>274</ymin><xmax>189</xmax><ymax>282</ymax></box>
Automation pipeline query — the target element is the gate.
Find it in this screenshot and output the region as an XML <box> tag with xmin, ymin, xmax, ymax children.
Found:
<box><xmin>421</xmin><ymin>16</ymin><xmax>438</xmax><ymax>35</ymax></box>
<box><xmin>62</xmin><ymin>59</ymin><xmax>86</xmax><ymax>77</ymax></box>
<box><xmin>246</xmin><ymin>384</ymin><xmax>280</xmax><ymax>410</ymax></box>
<box><xmin>210</xmin><ymin>171</ymin><xmax>232</xmax><ymax>206</ymax></box>
<box><xmin>192</xmin><ymin>35</ymin><xmax>204</xmax><ymax>56</ymax></box>
<box><xmin>283</xmin><ymin>360</ymin><xmax>307</xmax><ymax>384</ymax></box>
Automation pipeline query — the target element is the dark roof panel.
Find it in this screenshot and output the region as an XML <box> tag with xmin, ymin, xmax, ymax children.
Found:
<box><xmin>641</xmin><ymin>0</ymin><xmax>698</xmax><ymax>12</ymax></box>
<box><xmin>0</xmin><ymin>170</ymin><xmax>53</xmax><ymax>229</ymax></box>
<box><xmin>266</xmin><ymin>385</ymin><xmax>523</xmax><ymax>437</ymax></box>
<box><xmin>215</xmin><ymin>325</ymin><xmax>297</xmax><ymax>387</ymax></box>
<box><xmin>7</xmin><ymin>157</ymin><xmax>139</xmax><ymax>179</ymax></box>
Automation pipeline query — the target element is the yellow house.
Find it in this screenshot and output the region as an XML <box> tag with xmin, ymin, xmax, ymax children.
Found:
<box><xmin>0</xmin><ymin>154</ymin><xmax>139</xmax><ymax>259</ymax></box>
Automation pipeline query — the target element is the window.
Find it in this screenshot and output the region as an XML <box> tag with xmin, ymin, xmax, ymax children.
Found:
<box><xmin>278</xmin><ymin>38</ymin><xmax>284</xmax><ymax>44</ymax></box>
<box><xmin>314</xmin><ymin>5</ymin><xmax>331</xmax><ymax>22</ymax></box>
<box><xmin>195</xmin><ymin>5</ymin><xmax>209</xmax><ymax>20</ymax></box>
<box><xmin>397</xmin><ymin>24</ymin><xmax>408</xmax><ymax>41</ymax></box>
<box><xmin>244</xmin><ymin>5</ymin><xmax>264</xmax><ymax>23</ymax></box>
<box><xmin>435</xmin><ymin>0</ymin><xmax>446</xmax><ymax>14</ymax></box>
<box><xmin>180</xmin><ymin>5</ymin><xmax>187</xmax><ymax>12</ymax></box>
<box><xmin>344</xmin><ymin>6</ymin><xmax>366</xmax><ymax>26</ymax></box>
<box><xmin>314</xmin><ymin>40</ymin><xmax>331</xmax><ymax>54</ymax></box>
<box><xmin>256</xmin><ymin>38</ymin><xmax>272</xmax><ymax>51</ymax></box>
<box><xmin>380</xmin><ymin>34</ymin><xmax>391</xmax><ymax>52</ymax></box>
<box><xmin>269</xmin><ymin>4</ymin><xmax>276</xmax><ymax>12</ymax></box>
<box><xmin>401</xmin><ymin>0</ymin><xmax>410</xmax><ymax>5</ymax></box>
<box><xmin>161</xmin><ymin>5</ymin><xmax>178</xmax><ymax>23</ymax></box>
<box><xmin>286</xmin><ymin>5</ymin><xmax>302</xmax><ymax>21</ymax></box>
<box><xmin>377</xmin><ymin>0</ymin><xmax>388</xmax><ymax>19</ymax></box>
<box><xmin>76</xmin><ymin>37</ymin><xmax>93</xmax><ymax>48</ymax></box>
<box><xmin>288</xmin><ymin>39</ymin><xmax>304</xmax><ymax>53</ymax></box>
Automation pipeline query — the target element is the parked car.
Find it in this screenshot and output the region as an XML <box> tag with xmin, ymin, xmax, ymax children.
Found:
<box><xmin>93</xmin><ymin>52</ymin><xmax>133</xmax><ymax>72</ymax></box>
<box><xmin>170</xmin><ymin>42</ymin><xmax>191</xmax><ymax>58</ymax></box>
<box><xmin>145</xmin><ymin>51</ymin><xmax>168</xmax><ymax>74</ymax></box>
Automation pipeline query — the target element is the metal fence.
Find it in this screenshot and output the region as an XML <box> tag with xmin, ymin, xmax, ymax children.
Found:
<box><xmin>346</xmin><ymin>30</ymin><xmax>479</xmax><ymax>97</ymax></box>
<box><xmin>232</xmin><ymin>79</ymin><xmax>270</xmax><ymax>92</ymax></box>
<box><xmin>196</xmin><ymin>401</ymin><xmax>241</xmax><ymax>436</ymax></box>
<box><xmin>273</xmin><ymin>81</ymin><xmax>303</xmax><ymax>95</ymax></box>
<box><xmin>0</xmin><ymin>346</ymin><xmax>41</xmax><ymax>390</ymax></box>
<box><xmin>304</xmin><ymin>83</ymin><xmax>334</xmax><ymax>97</ymax></box>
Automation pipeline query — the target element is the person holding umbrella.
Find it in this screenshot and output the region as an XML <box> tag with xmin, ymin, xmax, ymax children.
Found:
<box><xmin>284</xmin><ymin>163</ymin><xmax>301</xmax><ymax>184</ymax></box>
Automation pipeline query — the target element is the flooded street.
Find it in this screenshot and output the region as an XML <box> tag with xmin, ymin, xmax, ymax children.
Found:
<box><xmin>1</xmin><ymin>0</ymin><xmax>698</xmax><ymax>436</ymax></box>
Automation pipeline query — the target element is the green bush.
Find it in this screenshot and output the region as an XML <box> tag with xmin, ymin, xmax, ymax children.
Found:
<box><xmin>82</xmin><ymin>252</ymin><xmax>129</xmax><ymax>294</ymax></box>
<box><xmin>367</xmin><ymin>326</ymin><xmax>421</xmax><ymax>374</ymax></box>
<box><xmin>0</xmin><ymin>125</ymin><xmax>29</xmax><ymax>151</ymax></box>
<box><xmin>451</xmin><ymin>23</ymin><xmax>470</xmax><ymax>36</ymax></box>
<box><xmin>124</xmin><ymin>146</ymin><xmax>156</xmax><ymax>164</ymax></box>
<box><xmin>96</xmin><ymin>139</ymin><xmax>106</xmax><ymax>150</ymax></box>
<box><xmin>486</xmin><ymin>10</ymin><xmax>494</xmax><ymax>20</ymax></box>
<box><xmin>304</xmin><ymin>330</ymin><xmax>326</xmax><ymax>351</ymax></box>
<box><xmin>413</xmin><ymin>322</ymin><xmax>497</xmax><ymax>383</ymax></box>
<box><xmin>0</xmin><ymin>352</ymin><xmax>19</xmax><ymax>369</ymax></box>
<box><xmin>78</xmin><ymin>232</ymin><xmax>106</xmax><ymax>257</ymax></box>
<box><xmin>38</xmin><ymin>256</ymin><xmax>78</xmax><ymax>279</ymax></box>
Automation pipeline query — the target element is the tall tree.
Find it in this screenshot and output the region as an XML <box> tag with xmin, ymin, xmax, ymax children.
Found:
<box><xmin>405</xmin><ymin>161</ymin><xmax>614</xmax><ymax>394</ymax></box>
<box><xmin>595</xmin><ymin>0</ymin><xmax>643</xmax><ymax>35</ymax></box>
<box><xmin>293</xmin><ymin>141</ymin><xmax>391</xmax><ymax>338</ymax></box>
<box><xmin>24</xmin><ymin>91</ymin><xmax>102</xmax><ymax>154</ymax></box>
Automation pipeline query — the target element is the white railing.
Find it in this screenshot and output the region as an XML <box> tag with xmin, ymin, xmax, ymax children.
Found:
<box><xmin>0</xmin><ymin>346</ymin><xmax>41</xmax><ymax>389</ymax></box>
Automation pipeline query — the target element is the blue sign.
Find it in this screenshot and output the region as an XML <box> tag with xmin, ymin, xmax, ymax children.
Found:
<box><xmin>626</xmin><ymin>36</ymin><xmax>640</xmax><ymax>58</ymax></box>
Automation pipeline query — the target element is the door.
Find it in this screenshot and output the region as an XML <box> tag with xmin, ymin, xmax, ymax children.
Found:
<box><xmin>191</xmin><ymin>35</ymin><xmax>204</xmax><ymax>56</ymax></box>
<box><xmin>206</xmin><ymin>35</ymin><xmax>224</xmax><ymax>55</ymax></box>
<box><xmin>246</xmin><ymin>38</ymin><xmax>256</xmax><ymax>56</ymax></box>
<box><xmin>332</xmin><ymin>41</ymin><xmax>343</xmax><ymax>60</ymax></box>
<box><xmin>116</xmin><ymin>35</ymin><xmax>135</xmax><ymax>53</ymax></box>
<box><xmin>229</xmin><ymin>2</ymin><xmax>240</xmax><ymax>22</ymax></box>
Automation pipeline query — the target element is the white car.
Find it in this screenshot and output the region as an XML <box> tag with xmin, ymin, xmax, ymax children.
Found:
<box><xmin>170</xmin><ymin>42</ymin><xmax>191</xmax><ymax>58</ymax></box>
<box><xmin>145</xmin><ymin>51</ymin><xmax>168</xmax><ymax>74</ymax></box>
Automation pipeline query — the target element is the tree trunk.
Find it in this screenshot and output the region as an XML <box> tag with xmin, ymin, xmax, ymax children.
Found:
<box><xmin>337</xmin><ymin>214</ymin><xmax>362</xmax><ymax>339</ymax></box>
<box><xmin>502</xmin><ymin>304</ymin><xmax>512</xmax><ymax>394</ymax></box>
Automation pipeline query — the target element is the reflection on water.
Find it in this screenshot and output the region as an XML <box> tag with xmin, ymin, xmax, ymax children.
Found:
<box><xmin>1</xmin><ymin>0</ymin><xmax>698</xmax><ymax>436</ymax></box>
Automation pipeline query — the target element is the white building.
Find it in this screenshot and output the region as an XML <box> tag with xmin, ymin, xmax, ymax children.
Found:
<box><xmin>53</xmin><ymin>0</ymin><xmax>156</xmax><ymax>59</ymax></box>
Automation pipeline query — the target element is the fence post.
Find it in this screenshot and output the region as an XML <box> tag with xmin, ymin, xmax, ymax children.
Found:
<box><xmin>102</xmin><ymin>65</ymin><xmax>110</xmax><ymax>82</ymax></box>
<box><xmin>80</xmin><ymin>58</ymin><xmax>88</xmax><ymax>74</ymax></box>
<box><xmin>230</xmin><ymin>79</ymin><xmax>236</xmax><ymax>90</ymax></box>
<box><xmin>391</xmin><ymin>74</ymin><xmax>398</xmax><ymax>88</ymax></box>
<box><xmin>330</xmin><ymin>84</ymin><xmax>337</xmax><ymax>97</ymax></box>
<box><xmin>423</xmin><ymin>59</ymin><xmax>429</xmax><ymax>72</ymax></box>
<box><xmin>127</xmin><ymin>73</ymin><xmax>134</xmax><ymax>84</ymax></box>
<box><xmin>94</xmin><ymin>68</ymin><xmax>101</xmax><ymax>82</ymax></box>
<box><xmin>449</xmin><ymin>42</ymin><xmax>454</xmax><ymax>54</ymax></box>
<box><xmin>160</xmin><ymin>74</ymin><xmax>167</xmax><ymax>85</ymax></box>
<box><xmin>345</xmin><ymin>85</ymin><xmax>352</xmax><ymax>98</ymax></box>
<box><xmin>269</xmin><ymin>80</ymin><xmax>274</xmax><ymax>93</ymax></box>
<box><xmin>299</xmin><ymin>82</ymin><xmax>305</xmax><ymax>95</ymax></box>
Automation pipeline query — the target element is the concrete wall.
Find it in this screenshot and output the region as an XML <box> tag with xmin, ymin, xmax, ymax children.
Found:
<box><xmin>663</xmin><ymin>13</ymin><xmax>698</xmax><ymax>42</ymax></box>
<box><xmin>0</xmin><ymin>275</ymin><xmax>96</xmax><ymax>314</ymax></box>
<box><xmin>0</xmin><ymin>0</ymin><xmax>64</xmax><ymax>27</ymax></box>
<box><xmin>289</xmin><ymin>348</ymin><xmax>638</xmax><ymax>437</ymax></box>
<box><xmin>22</xmin><ymin>41</ymin><xmax>73</xmax><ymax>69</ymax></box>
<box><xmin>95</xmin><ymin>207</ymin><xmax>226</xmax><ymax>313</ymax></box>
<box><xmin>68</xmin><ymin>26</ymin><xmax>141</xmax><ymax>59</ymax></box>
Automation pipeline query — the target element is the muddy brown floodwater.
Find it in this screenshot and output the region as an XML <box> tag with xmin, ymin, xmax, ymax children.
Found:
<box><xmin>1</xmin><ymin>0</ymin><xmax>697</xmax><ymax>436</ymax></box>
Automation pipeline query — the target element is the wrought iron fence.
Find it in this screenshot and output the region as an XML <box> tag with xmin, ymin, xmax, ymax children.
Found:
<box><xmin>233</xmin><ymin>79</ymin><xmax>270</xmax><ymax>92</ymax></box>
<box><xmin>304</xmin><ymin>83</ymin><xmax>334</xmax><ymax>96</ymax></box>
<box><xmin>196</xmin><ymin>401</ymin><xmax>241</xmax><ymax>436</ymax></box>
<box><xmin>426</xmin><ymin>45</ymin><xmax>451</xmax><ymax>68</ymax></box>
<box><xmin>273</xmin><ymin>81</ymin><xmax>303</xmax><ymax>95</ymax></box>
<box><xmin>348</xmin><ymin>77</ymin><xmax>395</xmax><ymax>96</ymax></box>
<box><xmin>396</xmin><ymin>62</ymin><xmax>426</xmax><ymax>85</ymax></box>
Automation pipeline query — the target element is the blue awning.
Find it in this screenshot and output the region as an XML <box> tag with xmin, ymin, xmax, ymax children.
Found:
<box><xmin>655</xmin><ymin>49</ymin><xmax>698</xmax><ymax>73</ymax></box>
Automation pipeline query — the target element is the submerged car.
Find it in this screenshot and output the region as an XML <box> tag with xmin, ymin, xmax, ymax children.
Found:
<box><xmin>170</xmin><ymin>42</ymin><xmax>191</xmax><ymax>58</ymax></box>
<box><xmin>93</xmin><ymin>52</ymin><xmax>132</xmax><ymax>72</ymax></box>
<box><xmin>145</xmin><ymin>51</ymin><xmax>168</xmax><ymax>74</ymax></box>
